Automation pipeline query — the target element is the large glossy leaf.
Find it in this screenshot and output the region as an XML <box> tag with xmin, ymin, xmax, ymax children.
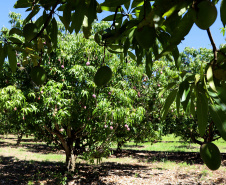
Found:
<box><xmin>161</xmin><ymin>89</ymin><xmax>178</xmax><ymax>120</ymax></box>
<box><xmin>7</xmin><ymin>45</ymin><xmax>17</xmax><ymax>73</ymax></box>
<box><xmin>82</xmin><ymin>16</ymin><xmax>92</xmax><ymax>39</ymax></box>
<box><xmin>14</xmin><ymin>0</ymin><xmax>32</xmax><ymax>8</ymax></box>
<box><xmin>123</xmin><ymin>38</ymin><xmax>130</xmax><ymax>57</ymax></box>
<box><xmin>221</xmin><ymin>0</ymin><xmax>226</xmax><ymax>27</ymax></box>
<box><xmin>206</xmin><ymin>64</ymin><xmax>217</xmax><ymax>92</ymax></box>
<box><xmin>23</xmin><ymin>23</ymin><xmax>38</xmax><ymax>42</ymax></box>
<box><xmin>71</xmin><ymin>1</ymin><xmax>86</xmax><ymax>34</ymax></box>
<box><xmin>170</xmin><ymin>9</ymin><xmax>194</xmax><ymax>45</ymax></box>
<box><xmin>145</xmin><ymin>49</ymin><xmax>152</xmax><ymax>78</ymax></box>
<box><xmin>135</xmin><ymin>45</ymin><xmax>143</xmax><ymax>65</ymax></box>
<box><xmin>172</xmin><ymin>47</ymin><xmax>181</xmax><ymax>70</ymax></box>
<box><xmin>88</xmin><ymin>0</ymin><xmax>97</xmax><ymax>26</ymax></box>
<box><xmin>197</xmin><ymin>93</ymin><xmax>208</xmax><ymax>137</ymax></box>
<box><xmin>50</xmin><ymin>17</ymin><xmax>58</xmax><ymax>48</ymax></box>
<box><xmin>8</xmin><ymin>37</ymin><xmax>23</xmax><ymax>44</ymax></box>
<box><xmin>176</xmin><ymin>92</ymin><xmax>180</xmax><ymax>115</ymax></box>
<box><xmin>23</xmin><ymin>6</ymin><xmax>40</xmax><ymax>25</ymax></box>
<box><xmin>9</xmin><ymin>28</ymin><xmax>22</xmax><ymax>36</ymax></box>
<box><xmin>209</xmin><ymin>104</ymin><xmax>226</xmax><ymax>141</ymax></box>
<box><xmin>62</xmin><ymin>3</ymin><xmax>71</xmax><ymax>30</ymax></box>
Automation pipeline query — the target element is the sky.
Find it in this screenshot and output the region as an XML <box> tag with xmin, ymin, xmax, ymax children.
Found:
<box><xmin>0</xmin><ymin>1</ymin><xmax>225</xmax><ymax>52</ymax></box>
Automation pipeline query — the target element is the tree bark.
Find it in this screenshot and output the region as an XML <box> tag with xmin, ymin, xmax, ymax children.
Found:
<box><xmin>16</xmin><ymin>132</ymin><xmax>23</xmax><ymax>146</ymax></box>
<box><xmin>66</xmin><ymin>148</ymin><xmax>76</xmax><ymax>172</ymax></box>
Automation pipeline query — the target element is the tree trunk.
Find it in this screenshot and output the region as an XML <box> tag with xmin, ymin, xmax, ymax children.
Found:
<box><xmin>16</xmin><ymin>132</ymin><xmax>23</xmax><ymax>146</ymax></box>
<box><xmin>66</xmin><ymin>148</ymin><xmax>76</xmax><ymax>172</ymax></box>
<box><xmin>116</xmin><ymin>142</ymin><xmax>123</xmax><ymax>153</ymax></box>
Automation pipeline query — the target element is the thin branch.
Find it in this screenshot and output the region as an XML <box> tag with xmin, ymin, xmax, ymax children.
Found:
<box><xmin>207</xmin><ymin>28</ymin><xmax>217</xmax><ymax>62</ymax></box>
<box><xmin>31</xmin><ymin>0</ymin><xmax>61</xmax><ymax>42</ymax></box>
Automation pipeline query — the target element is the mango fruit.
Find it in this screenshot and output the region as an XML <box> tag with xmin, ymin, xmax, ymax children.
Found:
<box><xmin>194</xmin><ymin>1</ymin><xmax>217</xmax><ymax>30</ymax></box>
<box><xmin>200</xmin><ymin>142</ymin><xmax>221</xmax><ymax>170</ymax></box>
<box><xmin>94</xmin><ymin>66</ymin><xmax>112</xmax><ymax>87</ymax></box>
<box><xmin>30</xmin><ymin>66</ymin><xmax>47</xmax><ymax>86</ymax></box>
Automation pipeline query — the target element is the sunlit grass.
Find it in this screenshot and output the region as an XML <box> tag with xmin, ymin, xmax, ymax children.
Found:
<box><xmin>111</xmin><ymin>134</ymin><xmax>226</xmax><ymax>153</ymax></box>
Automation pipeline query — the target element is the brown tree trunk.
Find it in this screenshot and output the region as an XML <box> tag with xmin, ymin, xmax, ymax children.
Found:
<box><xmin>16</xmin><ymin>132</ymin><xmax>23</xmax><ymax>146</ymax></box>
<box><xmin>66</xmin><ymin>148</ymin><xmax>76</xmax><ymax>172</ymax></box>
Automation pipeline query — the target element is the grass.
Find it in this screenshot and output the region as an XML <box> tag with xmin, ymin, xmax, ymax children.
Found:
<box><xmin>0</xmin><ymin>134</ymin><xmax>225</xmax><ymax>184</ymax></box>
<box><xmin>112</xmin><ymin>134</ymin><xmax>226</xmax><ymax>153</ymax></box>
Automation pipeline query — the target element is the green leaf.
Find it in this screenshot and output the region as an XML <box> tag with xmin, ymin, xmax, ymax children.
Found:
<box><xmin>209</xmin><ymin>104</ymin><xmax>226</xmax><ymax>141</ymax></box>
<box><xmin>220</xmin><ymin>0</ymin><xmax>226</xmax><ymax>27</ymax></box>
<box><xmin>7</xmin><ymin>45</ymin><xmax>17</xmax><ymax>73</ymax></box>
<box><xmin>9</xmin><ymin>28</ymin><xmax>22</xmax><ymax>36</ymax></box>
<box><xmin>71</xmin><ymin>2</ymin><xmax>85</xmax><ymax>34</ymax></box>
<box><xmin>131</xmin><ymin>0</ymin><xmax>144</xmax><ymax>8</ymax></box>
<box><xmin>101</xmin><ymin>0</ymin><xmax>130</xmax><ymax>7</ymax></box>
<box><xmin>162</xmin><ymin>5</ymin><xmax>178</xmax><ymax>18</ymax></box>
<box><xmin>63</xmin><ymin>3</ymin><xmax>71</xmax><ymax>30</ymax></box>
<box><xmin>23</xmin><ymin>6</ymin><xmax>40</xmax><ymax>25</ymax></box>
<box><xmin>135</xmin><ymin>45</ymin><xmax>143</xmax><ymax>65</ymax></box>
<box><xmin>145</xmin><ymin>49</ymin><xmax>152</xmax><ymax>78</ymax></box>
<box><xmin>88</xmin><ymin>0</ymin><xmax>97</xmax><ymax>26</ymax></box>
<box><xmin>23</xmin><ymin>23</ymin><xmax>38</xmax><ymax>42</ymax></box>
<box><xmin>8</xmin><ymin>37</ymin><xmax>23</xmax><ymax>44</ymax></box>
<box><xmin>159</xmin><ymin>82</ymin><xmax>177</xmax><ymax>98</ymax></box>
<box><xmin>196</xmin><ymin>93</ymin><xmax>208</xmax><ymax>137</ymax></box>
<box><xmin>14</xmin><ymin>0</ymin><xmax>32</xmax><ymax>8</ymax></box>
<box><xmin>123</xmin><ymin>38</ymin><xmax>130</xmax><ymax>57</ymax></box>
<box><xmin>128</xmin><ymin>51</ymin><xmax>136</xmax><ymax>60</ymax></box>
<box><xmin>190</xmin><ymin>92</ymin><xmax>196</xmax><ymax>117</ymax></box>
<box><xmin>161</xmin><ymin>89</ymin><xmax>178</xmax><ymax>120</ymax></box>
<box><xmin>178</xmin><ymin>80</ymin><xmax>189</xmax><ymax>102</ymax></box>
<box><xmin>170</xmin><ymin>9</ymin><xmax>194</xmax><ymax>45</ymax></box>
<box><xmin>0</xmin><ymin>44</ymin><xmax>5</xmax><ymax>71</ymax></box>
<box><xmin>172</xmin><ymin>47</ymin><xmax>181</xmax><ymax>70</ymax></box>
<box><xmin>102</xmin><ymin>14</ymin><xmax>123</xmax><ymax>21</ymax></box>
<box><xmin>82</xmin><ymin>15</ymin><xmax>92</xmax><ymax>39</ymax></box>
<box><xmin>176</xmin><ymin>92</ymin><xmax>180</xmax><ymax>115</ymax></box>
<box><xmin>124</xmin><ymin>1</ymin><xmax>130</xmax><ymax>10</ymax></box>
<box><xmin>50</xmin><ymin>17</ymin><xmax>58</xmax><ymax>48</ymax></box>
<box><xmin>206</xmin><ymin>64</ymin><xmax>217</xmax><ymax>92</ymax></box>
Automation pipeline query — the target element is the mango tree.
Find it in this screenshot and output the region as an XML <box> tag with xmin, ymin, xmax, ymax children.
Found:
<box><xmin>0</xmin><ymin>0</ymin><xmax>226</xmax><ymax>171</ymax></box>
<box><xmin>0</xmin><ymin>19</ymin><xmax>162</xmax><ymax>171</ymax></box>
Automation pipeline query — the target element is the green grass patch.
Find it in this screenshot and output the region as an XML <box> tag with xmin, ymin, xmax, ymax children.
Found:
<box><xmin>112</xmin><ymin>134</ymin><xmax>226</xmax><ymax>153</ymax></box>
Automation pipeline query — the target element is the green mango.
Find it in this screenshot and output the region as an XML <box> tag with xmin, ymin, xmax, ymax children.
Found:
<box><xmin>194</xmin><ymin>1</ymin><xmax>217</xmax><ymax>30</ymax></box>
<box><xmin>30</xmin><ymin>66</ymin><xmax>47</xmax><ymax>86</ymax></box>
<box><xmin>94</xmin><ymin>66</ymin><xmax>112</xmax><ymax>87</ymax></box>
<box><xmin>200</xmin><ymin>142</ymin><xmax>221</xmax><ymax>170</ymax></box>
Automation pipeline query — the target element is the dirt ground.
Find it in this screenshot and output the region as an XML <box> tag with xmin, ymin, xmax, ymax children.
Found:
<box><xmin>0</xmin><ymin>136</ymin><xmax>226</xmax><ymax>185</ymax></box>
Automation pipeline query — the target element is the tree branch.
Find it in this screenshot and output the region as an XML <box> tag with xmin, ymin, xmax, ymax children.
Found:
<box><xmin>207</xmin><ymin>28</ymin><xmax>217</xmax><ymax>62</ymax></box>
<box><xmin>31</xmin><ymin>0</ymin><xmax>61</xmax><ymax>42</ymax></box>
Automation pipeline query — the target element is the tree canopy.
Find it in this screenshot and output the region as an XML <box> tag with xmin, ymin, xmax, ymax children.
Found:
<box><xmin>0</xmin><ymin>0</ymin><xmax>226</xmax><ymax>171</ymax></box>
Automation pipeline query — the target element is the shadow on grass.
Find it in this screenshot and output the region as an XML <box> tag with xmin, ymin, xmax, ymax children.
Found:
<box><xmin>0</xmin><ymin>155</ymin><xmax>150</xmax><ymax>185</ymax></box>
<box><xmin>112</xmin><ymin>149</ymin><xmax>226</xmax><ymax>165</ymax></box>
<box><xmin>0</xmin><ymin>155</ymin><xmax>66</xmax><ymax>185</ymax></box>
<box><xmin>21</xmin><ymin>143</ymin><xmax>64</xmax><ymax>155</ymax></box>
<box><xmin>123</xmin><ymin>144</ymin><xmax>144</xmax><ymax>148</ymax></box>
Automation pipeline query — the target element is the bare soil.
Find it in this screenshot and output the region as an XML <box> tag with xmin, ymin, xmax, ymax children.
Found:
<box><xmin>0</xmin><ymin>136</ymin><xmax>225</xmax><ymax>185</ymax></box>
